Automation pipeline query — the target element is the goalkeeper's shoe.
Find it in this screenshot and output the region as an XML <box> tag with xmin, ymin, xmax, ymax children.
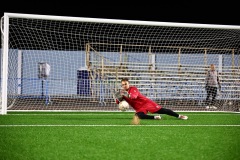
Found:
<box><xmin>206</xmin><ymin>106</ymin><xmax>217</xmax><ymax>109</ymax></box>
<box><xmin>179</xmin><ymin>115</ymin><xmax>188</xmax><ymax>120</ymax></box>
<box><xmin>154</xmin><ymin>115</ymin><xmax>161</xmax><ymax>120</ymax></box>
<box><xmin>210</xmin><ymin>106</ymin><xmax>217</xmax><ymax>110</ymax></box>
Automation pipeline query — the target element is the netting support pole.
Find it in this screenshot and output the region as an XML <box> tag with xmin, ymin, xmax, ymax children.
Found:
<box><xmin>204</xmin><ymin>49</ymin><xmax>207</xmax><ymax>71</ymax></box>
<box><xmin>178</xmin><ymin>48</ymin><xmax>181</xmax><ymax>74</ymax></box>
<box><xmin>119</xmin><ymin>45</ymin><xmax>122</xmax><ymax>64</ymax></box>
<box><xmin>86</xmin><ymin>43</ymin><xmax>90</xmax><ymax>69</ymax></box>
<box><xmin>232</xmin><ymin>49</ymin><xmax>235</xmax><ymax>74</ymax></box>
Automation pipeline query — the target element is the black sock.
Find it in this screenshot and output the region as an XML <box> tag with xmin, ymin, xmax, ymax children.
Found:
<box><xmin>136</xmin><ymin>112</ymin><xmax>154</xmax><ymax>119</ymax></box>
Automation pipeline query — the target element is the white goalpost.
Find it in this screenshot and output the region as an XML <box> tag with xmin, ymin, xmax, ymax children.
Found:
<box><xmin>1</xmin><ymin>12</ymin><xmax>240</xmax><ymax>114</ymax></box>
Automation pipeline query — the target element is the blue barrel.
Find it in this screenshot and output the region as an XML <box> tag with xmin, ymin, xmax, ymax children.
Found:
<box><xmin>77</xmin><ymin>69</ymin><xmax>91</xmax><ymax>95</ymax></box>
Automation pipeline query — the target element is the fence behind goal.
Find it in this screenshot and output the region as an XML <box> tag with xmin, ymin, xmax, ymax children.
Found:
<box><xmin>1</xmin><ymin>13</ymin><xmax>240</xmax><ymax>114</ymax></box>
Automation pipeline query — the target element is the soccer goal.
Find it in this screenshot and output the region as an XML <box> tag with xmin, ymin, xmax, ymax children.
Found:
<box><xmin>1</xmin><ymin>13</ymin><xmax>240</xmax><ymax>114</ymax></box>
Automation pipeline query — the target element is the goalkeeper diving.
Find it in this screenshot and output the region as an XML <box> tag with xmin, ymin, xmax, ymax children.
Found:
<box><xmin>114</xmin><ymin>78</ymin><xmax>188</xmax><ymax>120</ymax></box>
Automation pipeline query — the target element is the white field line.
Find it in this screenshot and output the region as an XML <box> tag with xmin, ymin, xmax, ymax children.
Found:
<box><xmin>0</xmin><ymin>124</ymin><xmax>240</xmax><ymax>127</ymax></box>
<box><xmin>3</xmin><ymin>113</ymin><xmax>240</xmax><ymax>116</ymax></box>
<box><xmin>1</xmin><ymin>113</ymin><xmax>239</xmax><ymax>127</ymax></box>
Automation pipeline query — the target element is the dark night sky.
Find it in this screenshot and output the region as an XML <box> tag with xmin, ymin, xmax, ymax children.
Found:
<box><xmin>0</xmin><ymin>2</ymin><xmax>239</xmax><ymax>26</ymax></box>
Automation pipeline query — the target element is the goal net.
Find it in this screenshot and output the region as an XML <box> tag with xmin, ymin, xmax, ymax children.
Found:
<box><xmin>1</xmin><ymin>13</ymin><xmax>240</xmax><ymax>114</ymax></box>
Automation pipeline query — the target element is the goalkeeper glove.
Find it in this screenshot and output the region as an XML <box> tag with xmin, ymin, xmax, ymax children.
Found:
<box><xmin>121</xmin><ymin>90</ymin><xmax>130</xmax><ymax>98</ymax></box>
<box><xmin>114</xmin><ymin>91</ymin><xmax>123</xmax><ymax>101</ymax></box>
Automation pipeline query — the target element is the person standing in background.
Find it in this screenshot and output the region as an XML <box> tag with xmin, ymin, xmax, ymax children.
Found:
<box><xmin>205</xmin><ymin>64</ymin><xmax>221</xmax><ymax>109</ymax></box>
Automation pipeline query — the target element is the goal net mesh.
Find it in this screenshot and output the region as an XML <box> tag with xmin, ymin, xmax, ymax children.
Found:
<box><xmin>1</xmin><ymin>13</ymin><xmax>240</xmax><ymax>112</ymax></box>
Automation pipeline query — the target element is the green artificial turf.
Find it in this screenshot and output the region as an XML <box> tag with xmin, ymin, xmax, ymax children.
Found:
<box><xmin>0</xmin><ymin>112</ymin><xmax>239</xmax><ymax>160</ymax></box>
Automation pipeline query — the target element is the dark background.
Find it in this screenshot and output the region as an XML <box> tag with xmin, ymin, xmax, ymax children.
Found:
<box><xmin>0</xmin><ymin>2</ymin><xmax>239</xmax><ymax>25</ymax></box>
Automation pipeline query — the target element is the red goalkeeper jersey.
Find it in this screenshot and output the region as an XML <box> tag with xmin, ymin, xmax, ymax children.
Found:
<box><xmin>116</xmin><ymin>86</ymin><xmax>162</xmax><ymax>114</ymax></box>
